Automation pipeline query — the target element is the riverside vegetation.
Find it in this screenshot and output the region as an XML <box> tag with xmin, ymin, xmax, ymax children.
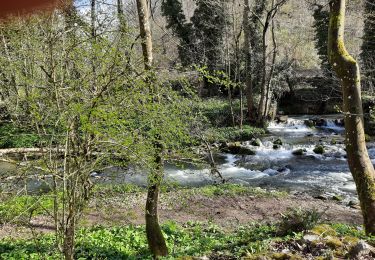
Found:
<box><xmin>0</xmin><ymin>0</ymin><xmax>375</xmax><ymax>259</ymax></box>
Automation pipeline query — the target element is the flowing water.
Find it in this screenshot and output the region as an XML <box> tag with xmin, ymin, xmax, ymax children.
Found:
<box><xmin>1</xmin><ymin>115</ymin><xmax>373</xmax><ymax>202</ymax></box>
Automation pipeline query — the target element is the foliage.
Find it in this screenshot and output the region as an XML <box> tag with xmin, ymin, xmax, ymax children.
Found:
<box><xmin>312</xmin><ymin>4</ymin><xmax>332</xmax><ymax>76</ymax></box>
<box><xmin>0</xmin><ymin>220</ymin><xmax>374</xmax><ymax>259</ymax></box>
<box><xmin>204</xmin><ymin>126</ymin><xmax>265</xmax><ymax>143</ymax></box>
<box><xmin>190</xmin><ymin>184</ymin><xmax>287</xmax><ymax>198</ymax></box>
<box><xmin>361</xmin><ymin>0</ymin><xmax>375</xmax><ymax>90</ymax></box>
<box><xmin>161</xmin><ymin>0</ymin><xmax>227</xmax><ymax>70</ymax></box>
<box><xmin>0</xmin><ymin>194</ymin><xmax>54</xmax><ymax>224</ymax></box>
<box><xmin>161</xmin><ymin>0</ymin><xmax>195</xmax><ymax>66</ymax></box>
<box><xmin>0</xmin><ymin>123</ymin><xmax>40</xmax><ymax>149</ymax></box>
<box><xmin>0</xmin><ymin>222</ymin><xmax>278</xmax><ymax>259</ymax></box>
<box><xmin>278</xmin><ymin>207</ymin><xmax>323</xmax><ymax>235</ymax></box>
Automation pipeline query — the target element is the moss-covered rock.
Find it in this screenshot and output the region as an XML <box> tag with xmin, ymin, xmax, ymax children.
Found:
<box><xmin>326</xmin><ymin>236</ymin><xmax>343</xmax><ymax>249</ymax></box>
<box><xmin>251</xmin><ymin>138</ymin><xmax>262</xmax><ymax>146</ymax></box>
<box><xmin>304</xmin><ymin>120</ymin><xmax>315</xmax><ymax>128</ymax></box>
<box><xmin>292</xmin><ymin>149</ymin><xmax>306</xmax><ymax>156</ymax></box>
<box><xmin>313</xmin><ymin>145</ymin><xmax>325</xmax><ymax>154</ymax></box>
<box><xmin>273</xmin><ymin>139</ymin><xmax>283</xmax><ymax>146</ymax></box>
<box><xmin>226</xmin><ymin>143</ymin><xmax>256</xmax><ymax>155</ymax></box>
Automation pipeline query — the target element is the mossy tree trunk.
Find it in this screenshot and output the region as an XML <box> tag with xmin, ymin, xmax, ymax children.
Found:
<box><xmin>328</xmin><ymin>0</ymin><xmax>375</xmax><ymax>235</ymax></box>
<box><xmin>136</xmin><ymin>0</ymin><xmax>168</xmax><ymax>257</ymax></box>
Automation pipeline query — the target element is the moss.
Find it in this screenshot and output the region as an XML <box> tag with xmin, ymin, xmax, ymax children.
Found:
<box><xmin>325</xmin><ymin>236</ymin><xmax>343</xmax><ymax>249</ymax></box>
<box><xmin>312</xmin><ymin>224</ymin><xmax>338</xmax><ymax>237</ymax></box>
<box><xmin>332</xmin><ymin>195</ymin><xmax>343</xmax><ymax>201</ymax></box>
<box><xmin>342</xmin><ymin>236</ymin><xmax>360</xmax><ymax>245</ymax></box>
<box><xmin>270</xmin><ymin>253</ymin><xmax>303</xmax><ymax>260</ymax></box>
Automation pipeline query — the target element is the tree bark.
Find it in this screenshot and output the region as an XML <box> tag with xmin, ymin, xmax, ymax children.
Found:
<box><xmin>136</xmin><ymin>0</ymin><xmax>153</xmax><ymax>70</ymax></box>
<box><xmin>328</xmin><ymin>0</ymin><xmax>375</xmax><ymax>235</ymax></box>
<box><xmin>136</xmin><ymin>0</ymin><xmax>168</xmax><ymax>257</ymax></box>
<box><xmin>117</xmin><ymin>0</ymin><xmax>127</xmax><ymax>33</ymax></box>
<box><xmin>243</xmin><ymin>0</ymin><xmax>255</xmax><ymax>123</ymax></box>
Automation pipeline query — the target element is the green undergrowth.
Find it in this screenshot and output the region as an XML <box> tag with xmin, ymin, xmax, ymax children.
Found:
<box><xmin>0</xmin><ymin>123</ymin><xmax>40</xmax><ymax>149</ymax></box>
<box><xmin>0</xmin><ymin>222</ymin><xmax>278</xmax><ymax>259</ymax></box>
<box><xmin>196</xmin><ymin>98</ymin><xmax>265</xmax><ymax>143</ymax></box>
<box><xmin>187</xmin><ymin>184</ymin><xmax>288</xmax><ymax>198</ymax></box>
<box><xmin>0</xmin><ymin>194</ymin><xmax>55</xmax><ymax>224</ymax></box>
<box><xmin>0</xmin><ymin>222</ymin><xmax>373</xmax><ymax>259</ymax></box>
<box><xmin>204</xmin><ymin>125</ymin><xmax>266</xmax><ymax>143</ymax></box>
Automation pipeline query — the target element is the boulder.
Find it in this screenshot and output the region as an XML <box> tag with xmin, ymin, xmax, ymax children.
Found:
<box><xmin>276</xmin><ymin>115</ymin><xmax>288</xmax><ymax>123</ymax></box>
<box><xmin>226</xmin><ymin>143</ymin><xmax>256</xmax><ymax>155</ymax></box>
<box><xmin>292</xmin><ymin>149</ymin><xmax>306</xmax><ymax>156</ymax></box>
<box><xmin>304</xmin><ymin>119</ymin><xmax>315</xmax><ymax>128</ymax></box>
<box><xmin>315</xmin><ymin>118</ymin><xmax>327</xmax><ymax>127</ymax></box>
<box><xmin>313</xmin><ymin>145</ymin><xmax>325</xmax><ymax>154</ymax></box>
<box><xmin>273</xmin><ymin>138</ymin><xmax>283</xmax><ymax>146</ymax></box>
<box><xmin>251</xmin><ymin>138</ymin><xmax>262</xmax><ymax>147</ymax></box>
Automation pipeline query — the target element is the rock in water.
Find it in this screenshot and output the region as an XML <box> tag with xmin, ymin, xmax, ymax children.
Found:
<box><xmin>273</xmin><ymin>138</ymin><xmax>283</xmax><ymax>146</ymax></box>
<box><xmin>292</xmin><ymin>149</ymin><xmax>306</xmax><ymax>156</ymax></box>
<box><xmin>251</xmin><ymin>138</ymin><xmax>262</xmax><ymax>147</ymax></box>
<box><xmin>313</xmin><ymin>145</ymin><xmax>325</xmax><ymax>154</ymax></box>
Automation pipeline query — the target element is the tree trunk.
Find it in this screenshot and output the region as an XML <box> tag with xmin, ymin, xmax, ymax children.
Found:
<box><xmin>328</xmin><ymin>0</ymin><xmax>375</xmax><ymax>235</ymax></box>
<box><xmin>136</xmin><ymin>0</ymin><xmax>153</xmax><ymax>70</ymax></box>
<box><xmin>117</xmin><ymin>0</ymin><xmax>127</xmax><ymax>33</ymax></box>
<box><xmin>145</xmin><ymin>162</ymin><xmax>168</xmax><ymax>257</ymax></box>
<box><xmin>243</xmin><ymin>0</ymin><xmax>254</xmax><ymax>123</ymax></box>
<box><xmin>136</xmin><ymin>0</ymin><xmax>168</xmax><ymax>256</ymax></box>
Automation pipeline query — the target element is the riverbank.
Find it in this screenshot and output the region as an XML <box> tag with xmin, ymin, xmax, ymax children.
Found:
<box><xmin>0</xmin><ymin>184</ymin><xmax>370</xmax><ymax>259</ymax></box>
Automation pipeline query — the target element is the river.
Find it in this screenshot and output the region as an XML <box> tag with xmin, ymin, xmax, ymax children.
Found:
<box><xmin>1</xmin><ymin>115</ymin><xmax>373</xmax><ymax>203</ymax></box>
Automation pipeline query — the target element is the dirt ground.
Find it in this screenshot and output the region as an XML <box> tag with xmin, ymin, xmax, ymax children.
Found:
<box><xmin>0</xmin><ymin>191</ymin><xmax>362</xmax><ymax>239</ymax></box>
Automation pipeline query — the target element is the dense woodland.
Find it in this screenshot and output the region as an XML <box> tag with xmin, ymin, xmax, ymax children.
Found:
<box><xmin>0</xmin><ymin>0</ymin><xmax>374</xmax><ymax>259</ymax></box>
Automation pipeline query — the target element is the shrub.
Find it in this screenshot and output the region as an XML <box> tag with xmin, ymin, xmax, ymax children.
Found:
<box><xmin>0</xmin><ymin>123</ymin><xmax>40</xmax><ymax>149</ymax></box>
<box><xmin>204</xmin><ymin>126</ymin><xmax>265</xmax><ymax>143</ymax></box>
<box><xmin>278</xmin><ymin>207</ymin><xmax>323</xmax><ymax>235</ymax></box>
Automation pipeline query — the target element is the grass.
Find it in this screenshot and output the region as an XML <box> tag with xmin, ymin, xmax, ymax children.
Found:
<box><xmin>186</xmin><ymin>184</ymin><xmax>288</xmax><ymax>198</ymax></box>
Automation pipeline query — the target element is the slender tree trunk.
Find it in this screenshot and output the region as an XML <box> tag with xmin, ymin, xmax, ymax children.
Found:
<box><xmin>264</xmin><ymin>13</ymin><xmax>277</xmax><ymax>118</ymax></box>
<box><xmin>145</xmin><ymin>153</ymin><xmax>168</xmax><ymax>257</ymax></box>
<box><xmin>328</xmin><ymin>0</ymin><xmax>375</xmax><ymax>235</ymax></box>
<box><xmin>117</xmin><ymin>0</ymin><xmax>127</xmax><ymax>33</ymax></box>
<box><xmin>243</xmin><ymin>0</ymin><xmax>254</xmax><ymax>123</ymax></box>
<box><xmin>257</xmin><ymin>26</ymin><xmax>267</xmax><ymax>125</ymax></box>
<box><xmin>136</xmin><ymin>0</ymin><xmax>168</xmax><ymax>256</ymax></box>
<box><xmin>136</xmin><ymin>0</ymin><xmax>153</xmax><ymax>70</ymax></box>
